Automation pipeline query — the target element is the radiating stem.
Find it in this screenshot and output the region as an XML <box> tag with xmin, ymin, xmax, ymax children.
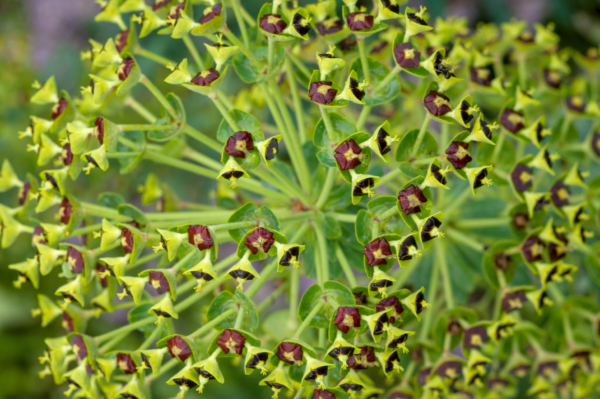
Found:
<box><xmin>411</xmin><ymin>114</ymin><xmax>431</xmax><ymax>157</ymax></box>
<box><xmin>315</xmin><ymin>168</ymin><xmax>336</xmax><ymax>209</ymax></box>
<box><xmin>446</xmin><ymin>228</ymin><xmax>485</xmax><ymax>252</ymax></box>
<box><xmin>335</xmin><ymin>245</ymin><xmax>358</xmax><ymax>288</ymax></box>
<box><xmin>356</xmin><ymin>106</ymin><xmax>371</xmax><ymax>131</ymax></box>
<box><xmin>183</xmin><ymin>34</ymin><xmax>205</xmax><ymax>71</ymax></box>
<box><xmin>289</xmin><ymin>266</ymin><xmax>300</xmax><ymax>323</ymax></box>
<box><xmin>210</xmin><ymin>96</ymin><xmax>240</xmax><ymax>131</ymax></box>
<box><xmin>284</xmin><ymin>55</ymin><xmax>307</xmax><ymax>143</ymax></box>
<box><xmin>357</xmin><ymin>38</ymin><xmax>371</xmax><ymax>82</ymax></box>
<box><xmin>437</xmin><ymin>242</ymin><xmax>454</xmax><ymax>309</ymax></box>
<box><xmin>140</xmin><ymin>76</ymin><xmax>177</xmax><ymax>119</ymax></box>
<box><xmin>314</xmin><ymin>223</ymin><xmax>330</xmax><ymax>284</ymax></box>
<box><xmin>293</xmin><ymin>301</ymin><xmax>324</xmax><ymax>338</ymax></box>
<box><xmin>189</xmin><ymin>308</ymin><xmax>237</xmax><ymax>339</ymax></box>
<box><xmin>230</xmin><ymin>0</ymin><xmax>250</xmax><ymax>47</ymax></box>
<box><xmin>135</xmin><ymin>47</ymin><xmax>174</xmax><ymax>66</ymax></box>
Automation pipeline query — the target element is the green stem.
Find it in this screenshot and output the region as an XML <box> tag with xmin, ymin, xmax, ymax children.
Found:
<box><xmin>221</xmin><ymin>28</ymin><xmax>259</xmax><ymax>65</ymax></box>
<box><xmin>315</xmin><ymin>168</ymin><xmax>336</xmax><ymax>209</ymax></box>
<box><xmin>437</xmin><ymin>242</ymin><xmax>454</xmax><ymax>309</ymax></box>
<box><xmin>182</xmin><ymin>125</ymin><xmax>223</xmax><ymax>153</ymax></box>
<box><xmin>319</xmin><ymin>106</ymin><xmax>337</xmax><ymax>143</ymax></box>
<box><xmin>144</xmin><ymin>210</ymin><xmax>232</xmax><ymax>222</ymax></box>
<box><xmin>447</xmin><ymin>228</ymin><xmax>485</xmax><ymax>252</ymax></box>
<box><xmin>230</xmin><ymin>0</ymin><xmax>250</xmax><ymax>47</ymax></box>
<box><xmin>373</xmin><ymin>65</ymin><xmax>400</xmax><ymax>92</ymax></box>
<box><xmin>183</xmin><ymin>148</ymin><xmax>222</xmax><ymax>171</ymax></box>
<box><xmin>69</xmin><ymin>223</ymin><xmax>101</xmax><ymax>237</ymax></box>
<box><xmin>140</xmin><ymin>76</ymin><xmax>177</xmax><ymax>119</ymax></box>
<box><xmin>356</xmin><ymin>106</ymin><xmax>371</xmax><ymax>131</ymax></box>
<box><xmin>261</xmin><ymin>82</ymin><xmax>310</xmax><ymax>193</ymax></box>
<box><xmin>120</xmin><ymin>123</ymin><xmax>178</xmax><ymax>132</ymax></box>
<box><xmin>82</xmin><ymin>203</ymin><xmax>128</xmax><ymax>221</ymax></box>
<box><xmin>182</xmin><ymin>35</ymin><xmax>205</xmax><ymax>71</ymax></box>
<box><xmin>289</xmin><ymin>266</ymin><xmax>300</xmax><ymax>323</ymax></box>
<box><xmin>453</xmin><ymin>217</ymin><xmax>511</xmax><ymax>228</ymax></box>
<box><xmin>390</xmin><ymin>256</ymin><xmax>420</xmax><ymax>292</ymax></box>
<box><xmin>442</xmin><ymin>188</ymin><xmax>471</xmax><ymax>216</ymax></box>
<box><xmin>189</xmin><ymin>309</ymin><xmax>237</xmax><ymax>339</ymax></box>
<box><xmin>139</xmin><ymin>324</ymin><xmax>164</xmax><ymax>351</ymax></box>
<box><xmin>96</xmin><ymin>318</ymin><xmax>155</xmax><ymax>343</ymax></box>
<box><xmin>284</xmin><ymin>55</ymin><xmax>307</xmax><ymax>143</ymax></box>
<box><xmin>517</xmin><ymin>53</ymin><xmax>527</xmax><ymax>90</ymax></box>
<box><xmin>287</xmin><ymin>51</ymin><xmax>311</xmax><ymax>80</ymax></box>
<box><xmin>279</xmin><ymin>211</ymin><xmax>316</xmax><ymax>223</ymax></box>
<box><xmin>135</xmin><ymin>47</ymin><xmax>174</xmax><ymax>67</ymax></box>
<box><xmin>379</xmin><ymin>205</ymin><xmax>398</xmax><ymax>221</ymax></box>
<box><xmin>491</xmin><ymin>131</ymin><xmax>505</xmax><ymax>165</ymax></box>
<box><xmin>314</xmin><ymin>223</ymin><xmax>329</xmax><ymax>285</ymax></box>
<box><xmin>357</xmin><ymin>38</ymin><xmax>371</xmax><ymax>82</ymax></box>
<box><xmin>293</xmin><ymin>301</ymin><xmax>325</xmax><ymax>338</ymax></box>
<box><xmin>418</xmin><ymin>255</ymin><xmax>439</xmax><ymax>339</ymax></box>
<box><xmin>411</xmin><ymin>114</ymin><xmax>431</xmax><ymax>157</ymax></box>
<box><xmin>331</xmin><ymin>213</ymin><xmax>357</xmax><ymax>223</ymax></box>
<box><xmin>257</xmin><ymin>166</ymin><xmax>310</xmax><ymax>205</ymax></box>
<box><xmin>335</xmin><ymin>245</ymin><xmax>358</xmax><ymax>288</ymax></box>
<box><xmin>125</xmin><ymin>97</ymin><xmax>157</xmax><ymax>122</ymax></box>
<box><xmin>268</xmin><ymin>37</ymin><xmax>275</xmax><ymax>74</ymax></box>
<box><xmin>171</xmin><ymin>250</ymin><xmax>198</xmax><ymax>273</ymax></box>
<box><xmin>210</xmin><ymin>96</ymin><xmax>240</xmax><ymax>131</ymax></box>
<box><xmin>563</xmin><ymin>313</ymin><xmax>574</xmax><ymax>346</ymax></box>
<box><xmin>374</xmin><ymin>167</ymin><xmax>403</xmax><ymax>188</ymax></box>
<box><xmin>256</xmin><ymin>282</ymin><xmax>289</xmax><ymax>314</ymax></box>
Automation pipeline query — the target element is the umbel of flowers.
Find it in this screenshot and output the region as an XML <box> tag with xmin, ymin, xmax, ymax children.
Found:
<box><xmin>2</xmin><ymin>0</ymin><xmax>600</xmax><ymax>398</ymax></box>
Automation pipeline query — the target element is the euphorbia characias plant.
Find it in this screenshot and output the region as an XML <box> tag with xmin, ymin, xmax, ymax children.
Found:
<box><xmin>4</xmin><ymin>0</ymin><xmax>600</xmax><ymax>397</ymax></box>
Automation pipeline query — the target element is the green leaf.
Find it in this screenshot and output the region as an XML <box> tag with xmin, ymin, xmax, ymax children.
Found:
<box><xmin>97</xmin><ymin>192</ymin><xmax>125</xmax><ymax>209</ymax></box>
<box><xmin>147</xmin><ymin>93</ymin><xmax>186</xmax><ymax>142</ymax></box>
<box><xmin>117</xmin><ymin>203</ymin><xmax>148</xmax><ymax>228</ymax></box>
<box><xmin>350</xmin><ymin>58</ymin><xmax>401</xmax><ymax>106</ymax></box>
<box><xmin>216</xmin><ymin>109</ymin><xmax>264</xmax><ymax>143</ymax></box>
<box><xmin>395</xmin><ymin>128</ymin><xmax>439</xmax><ymax>178</ymax></box>
<box><xmin>298</xmin><ymin>282</ymin><xmax>355</xmax><ymax>329</ymax></box>
<box><xmin>206</xmin><ymin>290</ymin><xmax>259</xmax><ymax>333</ymax></box>
<box><xmin>323</xmin><ymin>184</ymin><xmax>352</xmax><ymax>211</ymax></box>
<box><xmin>227</xmin><ymin>203</ymin><xmax>279</xmax><ymax>243</ymax></box>
<box><xmin>481</xmin><ymin>240</ymin><xmax>521</xmax><ymax>289</ymax></box>
<box><xmin>232</xmin><ymin>46</ymin><xmax>285</xmax><ymax>84</ymax></box>
<box><xmin>313</xmin><ymin>112</ymin><xmax>356</xmax><ymax>168</ymax></box>
<box><xmin>320</xmin><ymin>214</ymin><xmax>341</xmax><ymax>239</ymax></box>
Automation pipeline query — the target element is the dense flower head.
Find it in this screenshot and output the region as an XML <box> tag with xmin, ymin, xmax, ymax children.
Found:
<box><xmin>7</xmin><ymin>3</ymin><xmax>600</xmax><ymax>398</ymax></box>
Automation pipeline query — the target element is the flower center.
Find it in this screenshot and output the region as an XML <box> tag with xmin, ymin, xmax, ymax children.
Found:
<box><xmin>200</xmin><ymin>70</ymin><xmax>211</xmax><ymax>78</ymax></box>
<box><xmin>118</xmin><ymin>359</ymin><xmax>130</xmax><ymax>371</ymax></box>
<box><xmin>548</xmin><ymin>71</ymin><xmax>560</xmax><ymax>83</ymax></box>
<box><xmin>404</xmin><ymin>49</ymin><xmax>415</xmax><ymax>59</ymax></box>
<box><xmin>267</xmin><ymin>15</ymin><xmax>280</xmax><ymax>24</ymax></box>
<box><xmin>252</xmin><ymin>236</ymin><xmax>269</xmax><ymax>251</ymax></box>
<box><xmin>455</xmin><ymin>145</ymin><xmax>469</xmax><ymax>160</ymax></box>
<box><xmin>445</xmin><ymin>367</ymin><xmax>457</xmax><ymax>379</ymax></box>
<box><xmin>476</xmin><ymin>69</ymin><xmax>491</xmax><ymax>80</ymax></box>
<box><xmin>508</xmin><ymin>113</ymin><xmax>523</xmax><ymax>125</ymax></box>
<box><xmin>323</xmin><ymin>18</ymin><xmax>337</xmax><ymax>28</ymax></box>
<box><xmin>193</xmin><ymin>233</ymin><xmax>204</xmax><ymax>245</ymax></box>
<box><xmin>470</xmin><ymin>334</ymin><xmax>481</xmax><ymax>346</ymax></box>
<box><xmin>283</xmin><ymin>351</ymin><xmax>296</xmax><ymax>363</ymax></box>
<box><xmin>571</xmin><ymin>97</ymin><xmax>583</xmax><ymax>107</ymax></box>
<box><xmin>519</xmin><ymin>171</ymin><xmax>532</xmax><ymax>183</ymax></box>
<box><xmin>151</xmin><ymin>279</ymin><xmax>161</xmax><ymax>289</ymax></box>
<box><xmin>530</xmin><ymin>243</ymin><xmax>543</xmax><ymax>257</ymax></box>
<box><xmin>121</xmin><ymin>235</ymin><xmax>129</xmax><ymax>248</ymax></box>
<box><xmin>343</xmin><ymin>314</ymin><xmax>355</xmax><ymax>328</ymax></box>
<box><xmin>557</xmin><ymin>188</ymin><xmax>569</xmax><ymax>200</ymax></box>
<box><xmin>353</xmin><ymin>13</ymin><xmax>366</xmax><ymax>22</ymax></box>
<box><xmin>235</xmin><ymin>140</ymin><xmax>248</xmax><ymax>153</ymax></box>
<box><xmin>317</xmin><ymin>84</ymin><xmax>332</xmax><ymax>95</ymax></box>
<box><xmin>508</xmin><ymin>298</ymin><xmax>522</xmax><ymax>308</ymax></box>
<box><xmin>343</xmin><ymin>148</ymin><xmax>361</xmax><ymax>161</ymax></box>
<box><xmin>406</xmin><ymin>194</ymin><xmax>423</xmax><ymax>208</ymax></box>
<box><xmin>171</xmin><ymin>345</ymin><xmax>183</xmax><ymax>356</ymax></box>
<box><xmin>433</xmin><ymin>96</ymin><xmax>450</xmax><ymax>108</ymax></box>
<box><xmin>224</xmin><ymin>338</ymin><xmax>238</xmax><ymax>352</ymax></box>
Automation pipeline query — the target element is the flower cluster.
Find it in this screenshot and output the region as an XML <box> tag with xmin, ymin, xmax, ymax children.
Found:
<box><xmin>3</xmin><ymin>0</ymin><xmax>600</xmax><ymax>398</ymax></box>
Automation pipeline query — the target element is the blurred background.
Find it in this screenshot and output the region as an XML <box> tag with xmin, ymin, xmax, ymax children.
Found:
<box><xmin>1</xmin><ymin>0</ymin><xmax>600</xmax><ymax>398</ymax></box>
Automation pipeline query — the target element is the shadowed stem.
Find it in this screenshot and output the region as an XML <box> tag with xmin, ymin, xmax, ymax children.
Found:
<box><xmin>437</xmin><ymin>242</ymin><xmax>454</xmax><ymax>309</ymax></box>
<box><xmin>411</xmin><ymin>114</ymin><xmax>431</xmax><ymax>157</ymax></box>
<box><xmin>335</xmin><ymin>245</ymin><xmax>358</xmax><ymax>288</ymax></box>
<box><xmin>183</xmin><ymin>34</ymin><xmax>205</xmax><ymax>71</ymax></box>
<box><xmin>293</xmin><ymin>301</ymin><xmax>325</xmax><ymax>338</ymax></box>
<box><xmin>357</xmin><ymin>38</ymin><xmax>371</xmax><ymax>82</ymax></box>
<box><xmin>284</xmin><ymin>55</ymin><xmax>307</xmax><ymax>143</ymax></box>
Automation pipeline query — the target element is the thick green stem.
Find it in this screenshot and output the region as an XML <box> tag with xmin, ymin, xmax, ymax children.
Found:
<box><xmin>411</xmin><ymin>114</ymin><xmax>431</xmax><ymax>157</ymax></box>
<box><xmin>267</xmin><ymin>38</ymin><xmax>275</xmax><ymax>74</ymax></box>
<box><xmin>230</xmin><ymin>0</ymin><xmax>250</xmax><ymax>47</ymax></box>
<box><xmin>315</xmin><ymin>168</ymin><xmax>336</xmax><ymax>209</ymax></box>
<box><xmin>135</xmin><ymin>47</ymin><xmax>174</xmax><ymax>67</ymax></box>
<box><xmin>293</xmin><ymin>301</ymin><xmax>324</xmax><ymax>338</ymax></box>
<box><xmin>335</xmin><ymin>245</ymin><xmax>358</xmax><ymax>288</ymax></box>
<box><xmin>319</xmin><ymin>106</ymin><xmax>337</xmax><ymax>143</ymax></box>
<box><xmin>356</xmin><ymin>106</ymin><xmax>371</xmax><ymax>131</ymax></box>
<box><xmin>69</xmin><ymin>223</ymin><xmax>101</xmax><ymax>238</ymax></box>
<box><xmin>211</xmin><ymin>96</ymin><xmax>240</xmax><ymax>131</ymax></box>
<box><xmin>140</xmin><ymin>76</ymin><xmax>178</xmax><ymax>119</ymax></box>
<box><xmin>331</xmin><ymin>213</ymin><xmax>357</xmax><ymax>223</ymax></box>
<box><xmin>314</xmin><ymin>223</ymin><xmax>329</xmax><ymax>285</ymax></box>
<box><xmin>257</xmin><ymin>282</ymin><xmax>289</xmax><ymax>313</ymax></box>
<box><xmin>374</xmin><ymin>167</ymin><xmax>403</xmax><ymax>188</ymax></box>
<box><xmin>211</xmin><ymin>220</ymin><xmax>256</xmax><ymax>231</ymax></box>
<box><xmin>437</xmin><ymin>242</ymin><xmax>454</xmax><ymax>309</ymax></box>
<box><xmin>287</xmin><ymin>51</ymin><xmax>311</xmax><ymax>80</ymax></box>
<box><xmin>120</xmin><ymin>123</ymin><xmax>178</xmax><ymax>132</ymax></box>
<box><xmin>189</xmin><ymin>309</ymin><xmax>237</xmax><ymax>339</ymax></box>
<box><xmin>261</xmin><ymin>82</ymin><xmax>310</xmax><ymax>193</ymax></box>
<box><xmin>357</xmin><ymin>38</ymin><xmax>371</xmax><ymax>82</ymax></box>
<box><xmin>183</xmin><ymin>148</ymin><xmax>222</xmax><ymax>170</ymax></box>
<box><xmin>139</xmin><ymin>324</ymin><xmax>164</xmax><ymax>351</ymax></box>
<box><xmin>284</xmin><ymin>55</ymin><xmax>307</xmax><ymax>143</ymax></box>
<box><xmin>418</xmin><ymin>256</ymin><xmax>439</xmax><ymax>339</ymax></box>
<box><xmin>182</xmin><ymin>34</ymin><xmax>205</xmax><ymax>71</ymax></box>
<box><xmin>453</xmin><ymin>217</ymin><xmax>511</xmax><ymax>229</ymax></box>
<box><xmin>289</xmin><ymin>266</ymin><xmax>300</xmax><ymax>323</ymax></box>
<box><xmin>447</xmin><ymin>228</ymin><xmax>485</xmax><ymax>252</ymax></box>
<box><xmin>517</xmin><ymin>53</ymin><xmax>527</xmax><ymax>89</ymax></box>
<box><xmin>125</xmin><ymin>97</ymin><xmax>157</xmax><ymax>122</ymax></box>
<box><xmin>379</xmin><ymin>205</ymin><xmax>398</xmax><ymax>221</ymax></box>
<box><xmin>221</xmin><ymin>28</ymin><xmax>259</xmax><ymax>65</ymax></box>
<box><xmin>374</xmin><ymin>65</ymin><xmax>400</xmax><ymax>92</ymax></box>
